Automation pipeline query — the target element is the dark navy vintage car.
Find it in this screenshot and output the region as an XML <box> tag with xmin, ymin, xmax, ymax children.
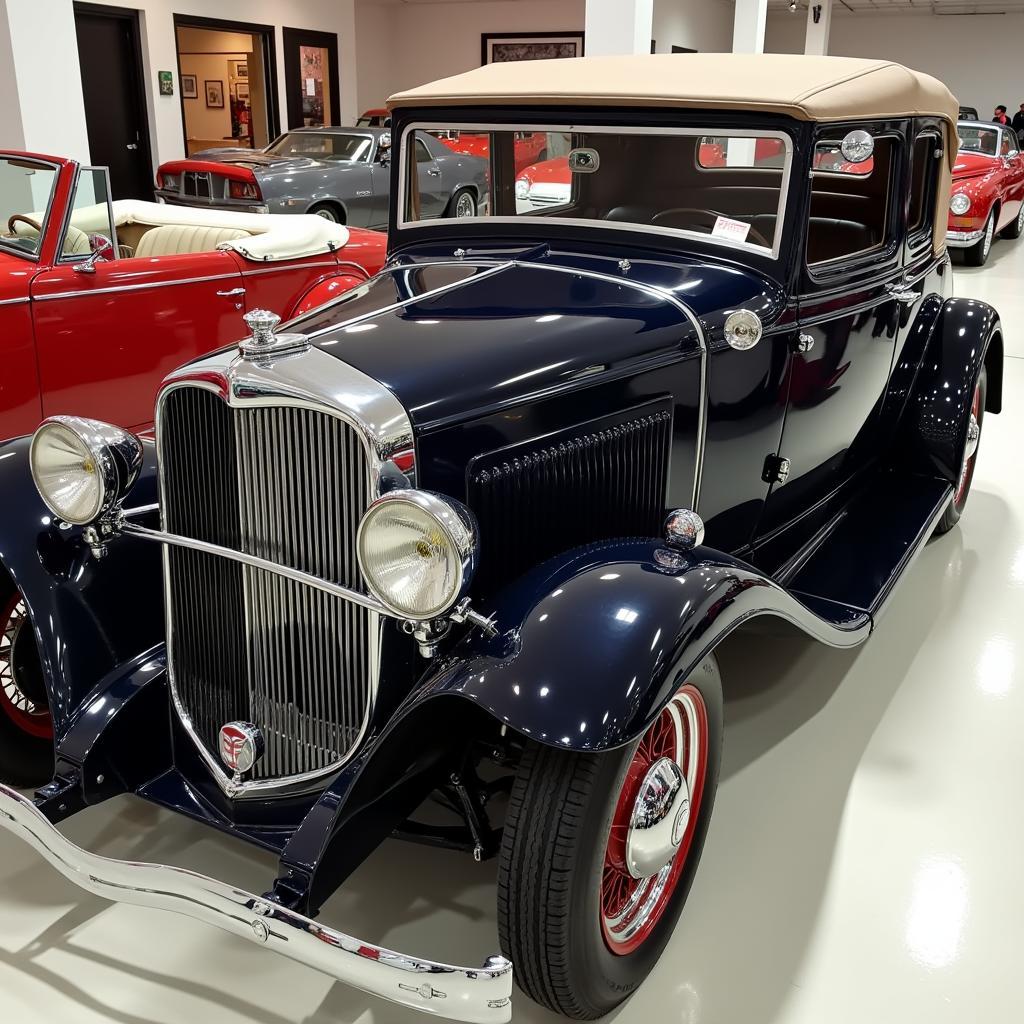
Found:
<box><xmin>0</xmin><ymin>54</ymin><xmax>1003</xmax><ymax>1022</ymax></box>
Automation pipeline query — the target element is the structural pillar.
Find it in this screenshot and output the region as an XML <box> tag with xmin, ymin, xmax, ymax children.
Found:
<box><xmin>0</xmin><ymin>0</ymin><xmax>90</xmax><ymax>162</ymax></box>
<box><xmin>804</xmin><ymin>0</ymin><xmax>833</xmax><ymax>56</ymax></box>
<box><xmin>584</xmin><ymin>0</ymin><xmax>654</xmax><ymax>57</ymax></box>
<box><xmin>732</xmin><ymin>0</ymin><xmax>768</xmax><ymax>54</ymax></box>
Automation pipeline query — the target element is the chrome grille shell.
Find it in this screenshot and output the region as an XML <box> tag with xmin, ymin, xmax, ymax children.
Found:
<box><xmin>156</xmin><ymin>346</ymin><xmax>414</xmax><ymax>799</ymax></box>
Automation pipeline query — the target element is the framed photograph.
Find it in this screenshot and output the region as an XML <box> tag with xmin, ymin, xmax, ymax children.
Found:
<box><xmin>158</xmin><ymin>70</ymin><xmax>174</xmax><ymax>96</ymax></box>
<box><xmin>235</xmin><ymin>83</ymin><xmax>250</xmax><ymax>101</ymax></box>
<box><xmin>181</xmin><ymin>74</ymin><xmax>198</xmax><ymax>99</ymax></box>
<box><xmin>228</xmin><ymin>59</ymin><xmax>248</xmax><ymax>80</ymax></box>
<box><xmin>481</xmin><ymin>32</ymin><xmax>584</xmax><ymax>65</ymax></box>
<box><xmin>205</xmin><ymin>79</ymin><xmax>224</xmax><ymax>109</ymax></box>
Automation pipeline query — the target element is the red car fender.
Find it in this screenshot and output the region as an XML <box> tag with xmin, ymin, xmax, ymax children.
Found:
<box><xmin>288</xmin><ymin>273</ymin><xmax>369</xmax><ymax>318</ymax></box>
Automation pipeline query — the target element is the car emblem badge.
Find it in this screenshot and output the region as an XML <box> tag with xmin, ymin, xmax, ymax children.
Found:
<box><xmin>219</xmin><ymin>721</ymin><xmax>265</xmax><ymax>776</ymax></box>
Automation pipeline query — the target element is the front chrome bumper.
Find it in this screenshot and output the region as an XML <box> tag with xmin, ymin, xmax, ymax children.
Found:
<box><xmin>0</xmin><ymin>784</ymin><xmax>512</xmax><ymax>1023</ymax></box>
<box><xmin>946</xmin><ymin>226</ymin><xmax>985</xmax><ymax>247</ymax></box>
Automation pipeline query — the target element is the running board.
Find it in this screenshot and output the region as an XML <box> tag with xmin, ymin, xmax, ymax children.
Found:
<box><xmin>785</xmin><ymin>474</ymin><xmax>952</xmax><ymax>624</ymax></box>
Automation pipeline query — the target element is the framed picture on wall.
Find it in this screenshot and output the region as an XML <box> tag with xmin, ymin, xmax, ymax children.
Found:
<box><xmin>181</xmin><ymin>74</ymin><xmax>198</xmax><ymax>99</ymax></box>
<box><xmin>228</xmin><ymin>59</ymin><xmax>248</xmax><ymax>80</ymax></box>
<box><xmin>481</xmin><ymin>32</ymin><xmax>584</xmax><ymax>65</ymax></box>
<box><xmin>205</xmin><ymin>80</ymin><xmax>224</xmax><ymax>108</ymax></box>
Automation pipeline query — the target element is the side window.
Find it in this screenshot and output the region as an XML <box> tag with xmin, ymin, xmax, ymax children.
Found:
<box><xmin>999</xmin><ymin>133</ymin><xmax>1012</xmax><ymax>157</ymax></box>
<box><xmin>908</xmin><ymin>131</ymin><xmax>942</xmax><ymax>245</ymax></box>
<box><xmin>807</xmin><ymin>133</ymin><xmax>896</xmax><ymax>268</ymax></box>
<box><xmin>415</xmin><ymin>140</ymin><xmax>433</xmax><ymax>164</ymax></box>
<box><xmin>60</xmin><ymin>167</ymin><xmax>116</xmax><ymax>261</ymax></box>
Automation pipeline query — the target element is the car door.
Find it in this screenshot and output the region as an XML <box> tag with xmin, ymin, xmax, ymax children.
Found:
<box><xmin>414</xmin><ymin>137</ymin><xmax>448</xmax><ymax>218</ymax></box>
<box><xmin>756</xmin><ymin>123</ymin><xmax>906</xmax><ymax>543</ymax></box>
<box><xmin>999</xmin><ymin>128</ymin><xmax>1024</xmax><ymax>225</ymax></box>
<box><xmin>29</xmin><ymin>166</ymin><xmax>245</xmax><ymax>429</ymax></box>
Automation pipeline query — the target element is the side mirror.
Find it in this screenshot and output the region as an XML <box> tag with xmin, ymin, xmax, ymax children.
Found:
<box><xmin>73</xmin><ymin>234</ymin><xmax>114</xmax><ymax>275</ymax></box>
<box><xmin>377</xmin><ymin>133</ymin><xmax>392</xmax><ymax>165</ymax></box>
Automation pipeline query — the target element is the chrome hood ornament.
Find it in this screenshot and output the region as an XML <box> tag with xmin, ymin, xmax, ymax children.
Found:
<box><xmin>240</xmin><ymin>309</ymin><xmax>310</xmax><ymax>360</ymax></box>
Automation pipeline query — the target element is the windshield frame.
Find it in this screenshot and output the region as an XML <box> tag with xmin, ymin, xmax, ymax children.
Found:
<box><xmin>397</xmin><ymin>120</ymin><xmax>794</xmax><ymax>260</ymax></box>
<box><xmin>267</xmin><ymin>130</ymin><xmax>376</xmax><ymax>163</ymax></box>
<box><xmin>956</xmin><ymin>123</ymin><xmax>1002</xmax><ymax>159</ymax></box>
<box><xmin>0</xmin><ymin>153</ymin><xmax>61</xmax><ymax>263</ymax></box>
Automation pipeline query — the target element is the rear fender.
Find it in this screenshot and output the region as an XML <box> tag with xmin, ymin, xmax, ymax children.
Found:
<box><xmin>415</xmin><ymin>539</ymin><xmax>870</xmax><ymax>755</ymax></box>
<box><xmin>288</xmin><ymin>272</ymin><xmax>368</xmax><ymax>319</ymax></box>
<box><xmin>0</xmin><ymin>435</ymin><xmax>164</xmax><ymax>737</ymax></box>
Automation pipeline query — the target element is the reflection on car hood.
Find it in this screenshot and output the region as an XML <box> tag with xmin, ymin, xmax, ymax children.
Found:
<box><xmin>294</xmin><ymin>249</ymin><xmax>785</xmax><ymax>431</ymax></box>
<box><xmin>953</xmin><ymin>152</ymin><xmax>1000</xmax><ymax>179</ymax></box>
<box><xmin>188</xmin><ymin>149</ymin><xmax>324</xmax><ymax>173</ymax></box>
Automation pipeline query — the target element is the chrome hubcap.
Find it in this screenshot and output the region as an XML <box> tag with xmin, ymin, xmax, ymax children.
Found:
<box><xmin>625</xmin><ymin>756</ymin><xmax>688</xmax><ymax>879</ymax></box>
<box><xmin>965</xmin><ymin>412</ymin><xmax>981</xmax><ymax>462</ymax></box>
<box><xmin>983</xmin><ymin>216</ymin><xmax>994</xmax><ymax>257</ymax></box>
<box><xmin>455</xmin><ymin>193</ymin><xmax>475</xmax><ymax>217</ymax></box>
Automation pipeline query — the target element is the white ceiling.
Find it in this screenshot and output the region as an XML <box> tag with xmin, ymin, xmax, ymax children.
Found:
<box><xmin>769</xmin><ymin>0</ymin><xmax>1024</xmax><ymax>13</ymax></box>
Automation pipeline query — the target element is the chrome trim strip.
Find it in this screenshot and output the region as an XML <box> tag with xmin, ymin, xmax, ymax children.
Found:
<box><xmin>288</xmin><ymin>260</ymin><xmax>513</xmax><ymax>336</ymax></box>
<box><xmin>0</xmin><ymin>783</ymin><xmax>513</xmax><ymax>1024</ymax></box>
<box><xmin>397</xmin><ymin>121</ymin><xmax>793</xmax><ymax>261</ymax></box>
<box><xmin>33</xmin><ymin>271</ymin><xmax>241</xmax><ymax>301</ymax></box>
<box><xmin>123</xmin><ymin>521</ymin><xmax>388</xmax><ymax>614</ymax></box>
<box><xmin>241</xmin><ymin>259</ymin><xmax>369</xmax><ymax>278</ymax></box>
<box><xmin>946</xmin><ymin>227</ymin><xmax>985</xmax><ymax>246</ymax></box>
<box><xmin>156</xmin><ymin>347</ymin><xmax>413</xmax><ymax>799</ymax></box>
<box><xmin>0</xmin><ymin>295</ymin><xmax>30</xmax><ymax>307</ymax></box>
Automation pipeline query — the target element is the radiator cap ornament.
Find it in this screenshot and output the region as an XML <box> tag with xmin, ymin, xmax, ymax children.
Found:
<box><xmin>219</xmin><ymin>721</ymin><xmax>265</xmax><ymax>776</ymax></box>
<box><xmin>240</xmin><ymin>309</ymin><xmax>310</xmax><ymax>360</ymax></box>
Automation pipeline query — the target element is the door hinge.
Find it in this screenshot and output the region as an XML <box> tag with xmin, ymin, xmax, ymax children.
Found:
<box><xmin>762</xmin><ymin>453</ymin><xmax>791</xmax><ymax>485</ymax></box>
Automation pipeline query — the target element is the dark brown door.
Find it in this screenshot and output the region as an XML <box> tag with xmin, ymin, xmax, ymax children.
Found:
<box><xmin>73</xmin><ymin>3</ymin><xmax>153</xmax><ymax>200</ymax></box>
<box><xmin>282</xmin><ymin>27</ymin><xmax>341</xmax><ymax>129</ymax></box>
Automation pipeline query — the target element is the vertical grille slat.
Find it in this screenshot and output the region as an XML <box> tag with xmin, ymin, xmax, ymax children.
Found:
<box><xmin>468</xmin><ymin>409</ymin><xmax>672</xmax><ymax>596</ymax></box>
<box><xmin>160</xmin><ymin>387</ymin><xmax>375</xmax><ymax>785</ymax></box>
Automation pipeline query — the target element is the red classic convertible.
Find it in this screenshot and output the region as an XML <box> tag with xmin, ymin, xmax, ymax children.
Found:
<box><xmin>0</xmin><ymin>151</ymin><xmax>386</xmax><ymax>440</ymax></box>
<box><xmin>948</xmin><ymin>121</ymin><xmax>1024</xmax><ymax>265</ymax></box>
<box><xmin>435</xmin><ymin>129</ymin><xmax>548</xmax><ymax>174</ymax></box>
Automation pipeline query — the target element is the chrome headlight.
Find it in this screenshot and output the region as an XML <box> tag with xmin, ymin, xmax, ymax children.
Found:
<box><xmin>30</xmin><ymin>416</ymin><xmax>143</xmax><ymax>526</ymax></box>
<box><xmin>950</xmin><ymin>193</ymin><xmax>971</xmax><ymax>216</ymax></box>
<box><xmin>356</xmin><ymin>490</ymin><xmax>477</xmax><ymax>620</ymax></box>
<box><xmin>515</xmin><ymin>177</ymin><xmax>530</xmax><ymax>200</ymax></box>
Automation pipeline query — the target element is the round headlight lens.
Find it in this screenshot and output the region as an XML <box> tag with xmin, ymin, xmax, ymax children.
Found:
<box><xmin>950</xmin><ymin>193</ymin><xmax>971</xmax><ymax>215</ymax></box>
<box><xmin>29</xmin><ymin>416</ymin><xmax>143</xmax><ymax>526</ymax></box>
<box><xmin>515</xmin><ymin>177</ymin><xmax>530</xmax><ymax>199</ymax></box>
<box><xmin>357</xmin><ymin>491</ymin><xmax>476</xmax><ymax>620</ymax></box>
<box><xmin>30</xmin><ymin>420</ymin><xmax>105</xmax><ymax>524</ymax></box>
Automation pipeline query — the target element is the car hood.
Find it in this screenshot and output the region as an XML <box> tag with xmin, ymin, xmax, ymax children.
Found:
<box><xmin>292</xmin><ymin>249</ymin><xmax>785</xmax><ymax>431</ymax></box>
<box><xmin>953</xmin><ymin>152</ymin><xmax>999</xmax><ymax>181</ymax></box>
<box><xmin>188</xmin><ymin>149</ymin><xmax>325</xmax><ymax>173</ymax></box>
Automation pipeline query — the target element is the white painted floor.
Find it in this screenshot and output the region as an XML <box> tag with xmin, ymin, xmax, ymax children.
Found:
<box><xmin>1</xmin><ymin>239</ymin><xmax>1022</xmax><ymax>1024</ymax></box>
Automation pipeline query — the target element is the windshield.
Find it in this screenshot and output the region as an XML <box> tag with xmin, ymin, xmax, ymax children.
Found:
<box><xmin>402</xmin><ymin>125</ymin><xmax>791</xmax><ymax>255</ymax></box>
<box><xmin>957</xmin><ymin>125</ymin><xmax>1000</xmax><ymax>156</ymax></box>
<box><xmin>267</xmin><ymin>132</ymin><xmax>374</xmax><ymax>162</ymax></box>
<box><xmin>0</xmin><ymin>155</ymin><xmax>58</xmax><ymax>258</ymax></box>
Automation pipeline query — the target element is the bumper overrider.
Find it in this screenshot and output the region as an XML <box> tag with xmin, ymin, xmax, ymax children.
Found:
<box><xmin>946</xmin><ymin>225</ymin><xmax>986</xmax><ymax>247</ymax></box>
<box><xmin>0</xmin><ymin>784</ymin><xmax>513</xmax><ymax>1023</ymax></box>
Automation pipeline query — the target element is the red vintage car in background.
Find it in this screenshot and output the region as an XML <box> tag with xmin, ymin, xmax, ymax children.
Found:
<box><xmin>435</xmin><ymin>129</ymin><xmax>548</xmax><ymax>174</ymax></box>
<box><xmin>948</xmin><ymin>121</ymin><xmax>1024</xmax><ymax>265</ymax></box>
<box><xmin>0</xmin><ymin>151</ymin><xmax>386</xmax><ymax>440</ymax></box>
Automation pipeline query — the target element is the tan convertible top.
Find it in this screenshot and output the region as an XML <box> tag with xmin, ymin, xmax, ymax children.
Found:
<box><xmin>388</xmin><ymin>54</ymin><xmax>958</xmax><ymax>125</ymax></box>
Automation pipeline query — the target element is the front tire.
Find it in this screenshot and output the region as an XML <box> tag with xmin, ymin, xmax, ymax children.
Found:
<box><xmin>935</xmin><ymin>367</ymin><xmax>986</xmax><ymax>535</ymax></box>
<box><xmin>964</xmin><ymin>210</ymin><xmax>996</xmax><ymax>266</ymax></box>
<box><xmin>0</xmin><ymin>588</ymin><xmax>54</xmax><ymax>787</ymax></box>
<box><xmin>308</xmin><ymin>202</ymin><xmax>343</xmax><ymax>223</ymax></box>
<box><xmin>497</xmin><ymin>657</ymin><xmax>723</xmax><ymax>1019</ymax></box>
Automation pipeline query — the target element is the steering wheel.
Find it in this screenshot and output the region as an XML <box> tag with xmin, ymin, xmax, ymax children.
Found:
<box><xmin>7</xmin><ymin>214</ymin><xmax>42</xmax><ymax>236</ymax></box>
<box><xmin>651</xmin><ymin>208</ymin><xmax>771</xmax><ymax>249</ymax></box>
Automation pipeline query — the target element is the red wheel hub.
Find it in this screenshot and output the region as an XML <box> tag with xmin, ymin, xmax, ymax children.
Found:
<box><xmin>600</xmin><ymin>682</ymin><xmax>708</xmax><ymax>955</ymax></box>
<box><xmin>0</xmin><ymin>595</ymin><xmax>53</xmax><ymax>739</ymax></box>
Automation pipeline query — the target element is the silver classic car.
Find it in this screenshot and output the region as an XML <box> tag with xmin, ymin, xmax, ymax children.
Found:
<box><xmin>155</xmin><ymin>126</ymin><xmax>488</xmax><ymax>229</ymax></box>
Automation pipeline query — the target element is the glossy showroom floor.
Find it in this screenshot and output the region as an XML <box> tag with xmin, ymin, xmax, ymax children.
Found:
<box><xmin>2</xmin><ymin>244</ymin><xmax>1023</xmax><ymax>1024</ymax></box>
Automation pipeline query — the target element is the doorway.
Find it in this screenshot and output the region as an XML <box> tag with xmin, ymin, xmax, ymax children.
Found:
<box><xmin>282</xmin><ymin>27</ymin><xmax>341</xmax><ymax>129</ymax></box>
<box><xmin>173</xmin><ymin>15</ymin><xmax>279</xmax><ymax>156</ymax></box>
<box><xmin>73</xmin><ymin>3</ymin><xmax>153</xmax><ymax>201</ymax></box>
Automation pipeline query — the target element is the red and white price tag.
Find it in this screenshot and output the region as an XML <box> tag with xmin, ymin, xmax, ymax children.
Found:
<box><xmin>712</xmin><ymin>216</ymin><xmax>751</xmax><ymax>244</ymax></box>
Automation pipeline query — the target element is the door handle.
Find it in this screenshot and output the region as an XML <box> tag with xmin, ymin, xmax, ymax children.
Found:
<box><xmin>126</xmin><ymin>143</ymin><xmax>138</xmax><ymax>151</ymax></box>
<box><xmin>426</xmin><ymin>167</ymin><xmax>441</xmax><ymax>177</ymax></box>
<box><xmin>216</xmin><ymin>287</ymin><xmax>246</xmax><ymax>297</ymax></box>
<box><xmin>887</xmin><ymin>285</ymin><xmax>918</xmax><ymax>304</ymax></box>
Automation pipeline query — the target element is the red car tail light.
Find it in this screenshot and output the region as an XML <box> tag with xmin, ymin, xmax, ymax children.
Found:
<box><xmin>229</xmin><ymin>179</ymin><xmax>261</xmax><ymax>201</ymax></box>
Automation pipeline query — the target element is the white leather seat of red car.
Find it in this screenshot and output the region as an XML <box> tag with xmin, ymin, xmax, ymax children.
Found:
<box><xmin>134</xmin><ymin>224</ymin><xmax>252</xmax><ymax>258</ymax></box>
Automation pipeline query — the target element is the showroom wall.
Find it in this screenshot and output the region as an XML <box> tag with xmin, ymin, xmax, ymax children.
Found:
<box><xmin>765</xmin><ymin>10</ymin><xmax>1024</xmax><ymax>115</ymax></box>
<box><xmin>84</xmin><ymin>0</ymin><xmax>358</xmax><ymax>167</ymax></box>
<box><xmin>355</xmin><ymin>0</ymin><xmax>733</xmax><ymax>110</ymax></box>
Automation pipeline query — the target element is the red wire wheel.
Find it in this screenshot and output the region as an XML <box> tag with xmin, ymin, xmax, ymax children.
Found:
<box><xmin>600</xmin><ymin>682</ymin><xmax>708</xmax><ymax>955</ymax></box>
<box><xmin>0</xmin><ymin>594</ymin><xmax>53</xmax><ymax>740</ymax></box>
<box><xmin>954</xmin><ymin>380</ymin><xmax>983</xmax><ymax>506</ymax></box>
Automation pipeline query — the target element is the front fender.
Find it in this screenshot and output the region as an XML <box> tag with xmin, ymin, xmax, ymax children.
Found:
<box><xmin>418</xmin><ymin>539</ymin><xmax>870</xmax><ymax>754</ymax></box>
<box><xmin>0</xmin><ymin>435</ymin><xmax>164</xmax><ymax>736</ymax></box>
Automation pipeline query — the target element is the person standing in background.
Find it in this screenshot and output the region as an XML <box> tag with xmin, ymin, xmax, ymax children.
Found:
<box><xmin>1012</xmin><ymin>103</ymin><xmax>1024</xmax><ymax>137</ymax></box>
<box><xmin>993</xmin><ymin>105</ymin><xmax>1010</xmax><ymax>125</ymax></box>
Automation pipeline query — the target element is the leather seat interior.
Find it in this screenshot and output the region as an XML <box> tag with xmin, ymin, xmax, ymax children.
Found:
<box><xmin>134</xmin><ymin>224</ymin><xmax>252</xmax><ymax>258</ymax></box>
<box><xmin>61</xmin><ymin>224</ymin><xmax>92</xmax><ymax>256</ymax></box>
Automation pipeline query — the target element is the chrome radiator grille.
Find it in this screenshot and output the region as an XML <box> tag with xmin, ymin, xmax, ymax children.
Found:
<box><xmin>159</xmin><ymin>385</ymin><xmax>374</xmax><ymax>784</ymax></box>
